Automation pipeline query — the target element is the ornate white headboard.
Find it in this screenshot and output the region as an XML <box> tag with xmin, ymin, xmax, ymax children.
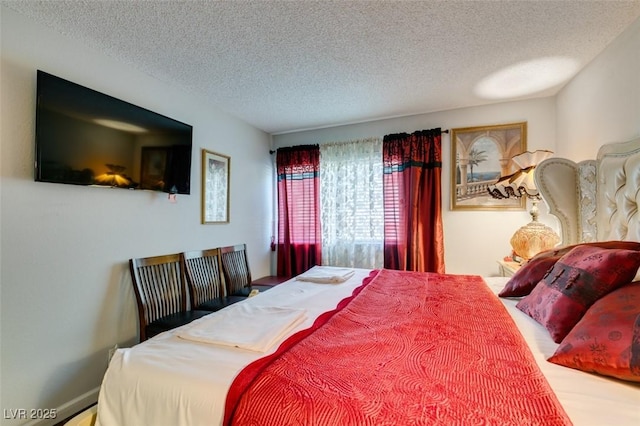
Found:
<box><xmin>535</xmin><ymin>137</ymin><xmax>640</xmax><ymax>246</ymax></box>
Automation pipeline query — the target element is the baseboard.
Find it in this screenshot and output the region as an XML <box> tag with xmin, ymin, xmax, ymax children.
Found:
<box><xmin>22</xmin><ymin>387</ymin><xmax>99</xmax><ymax>426</ymax></box>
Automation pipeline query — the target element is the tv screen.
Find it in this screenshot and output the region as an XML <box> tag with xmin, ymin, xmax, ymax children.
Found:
<box><xmin>35</xmin><ymin>70</ymin><xmax>193</xmax><ymax>194</ymax></box>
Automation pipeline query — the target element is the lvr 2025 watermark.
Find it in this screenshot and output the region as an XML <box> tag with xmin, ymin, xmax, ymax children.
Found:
<box><xmin>3</xmin><ymin>408</ymin><xmax>57</xmax><ymax>420</ymax></box>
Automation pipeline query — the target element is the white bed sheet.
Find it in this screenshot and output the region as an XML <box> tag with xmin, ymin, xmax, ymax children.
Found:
<box><xmin>484</xmin><ymin>277</ymin><xmax>640</xmax><ymax>426</ymax></box>
<box><xmin>96</xmin><ymin>268</ymin><xmax>372</xmax><ymax>426</ymax></box>
<box><xmin>97</xmin><ymin>272</ymin><xmax>640</xmax><ymax>426</ymax></box>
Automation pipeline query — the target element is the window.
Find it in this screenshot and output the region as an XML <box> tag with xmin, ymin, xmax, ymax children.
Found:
<box><xmin>319</xmin><ymin>138</ymin><xmax>383</xmax><ymax>268</ymax></box>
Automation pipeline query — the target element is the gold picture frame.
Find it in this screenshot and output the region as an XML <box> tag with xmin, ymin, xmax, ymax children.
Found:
<box><xmin>201</xmin><ymin>149</ymin><xmax>230</xmax><ymax>224</ymax></box>
<box><xmin>450</xmin><ymin>122</ymin><xmax>527</xmax><ymax>211</ymax></box>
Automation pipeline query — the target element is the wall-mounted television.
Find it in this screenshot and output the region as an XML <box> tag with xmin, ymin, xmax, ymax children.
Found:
<box><xmin>35</xmin><ymin>70</ymin><xmax>193</xmax><ymax>194</ymax></box>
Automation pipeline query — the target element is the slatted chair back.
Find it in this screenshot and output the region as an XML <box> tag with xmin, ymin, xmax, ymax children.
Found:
<box><xmin>219</xmin><ymin>244</ymin><xmax>253</xmax><ymax>297</ymax></box>
<box><xmin>182</xmin><ymin>248</ymin><xmax>225</xmax><ymax>309</ymax></box>
<box><xmin>129</xmin><ymin>253</ymin><xmax>188</xmax><ymax>341</ymax></box>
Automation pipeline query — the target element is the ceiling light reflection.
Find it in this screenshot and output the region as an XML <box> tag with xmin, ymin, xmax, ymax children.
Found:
<box><xmin>94</xmin><ymin>118</ymin><xmax>148</xmax><ymax>133</ymax></box>
<box><xmin>475</xmin><ymin>57</ymin><xmax>580</xmax><ymax>99</ymax></box>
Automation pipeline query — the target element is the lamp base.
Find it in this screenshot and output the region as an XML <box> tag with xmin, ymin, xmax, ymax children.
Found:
<box><xmin>510</xmin><ymin>220</ymin><xmax>560</xmax><ymax>261</ymax></box>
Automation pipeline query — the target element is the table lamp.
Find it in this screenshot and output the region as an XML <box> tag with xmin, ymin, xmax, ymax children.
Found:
<box><xmin>487</xmin><ymin>150</ymin><xmax>560</xmax><ymax>260</ymax></box>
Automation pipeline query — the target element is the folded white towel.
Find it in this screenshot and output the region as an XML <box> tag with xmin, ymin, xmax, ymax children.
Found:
<box><xmin>296</xmin><ymin>266</ymin><xmax>356</xmax><ymax>284</ymax></box>
<box><xmin>178</xmin><ymin>304</ymin><xmax>306</xmax><ymax>352</ymax></box>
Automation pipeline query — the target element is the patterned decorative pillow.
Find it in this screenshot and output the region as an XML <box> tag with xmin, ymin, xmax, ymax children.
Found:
<box><xmin>499</xmin><ymin>241</ymin><xmax>640</xmax><ymax>298</ymax></box>
<box><xmin>548</xmin><ymin>282</ymin><xmax>640</xmax><ymax>382</ymax></box>
<box><xmin>516</xmin><ymin>245</ymin><xmax>640</xmax><ymax>343</ymax></box>
<box><xmin>499</xmin><ymin>250</ymin><xmax>568</xmax><ymax>298</ymax></box>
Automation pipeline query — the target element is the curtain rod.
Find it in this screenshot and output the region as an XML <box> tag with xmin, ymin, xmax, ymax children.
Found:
<box><xmin>269</xmin><ymin>129</ymin><xmax>449</xmax><ymax>154</ymax></box>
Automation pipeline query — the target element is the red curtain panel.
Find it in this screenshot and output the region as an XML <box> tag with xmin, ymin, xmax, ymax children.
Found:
<box><xmin>383</xmin><ymin>129</ymin><xmax>445</xmax><ymax>273</ymax></box>
<box><xmin>276</xmin><ymin>145</ymin><xmax>322</xmax><ymax>276</ymax></box>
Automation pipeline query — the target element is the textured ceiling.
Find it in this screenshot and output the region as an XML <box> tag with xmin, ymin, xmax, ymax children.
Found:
<box><xmin>4</xmin><ymin>0</ymin><xmax>640</xmax><ymax>134</ymax></box>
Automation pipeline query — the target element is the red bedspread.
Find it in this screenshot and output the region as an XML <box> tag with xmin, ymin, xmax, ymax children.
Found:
<box><xmin>225</xmin><ymin>269</ymin><xmax>572</xmax><ymax>425</ymax></box>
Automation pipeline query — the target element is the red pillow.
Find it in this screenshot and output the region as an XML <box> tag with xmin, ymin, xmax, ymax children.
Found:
<box><xmin>499</xmin><ymin>251</ymin><xmax>566</xmax><ymax>298</ymax></box>
<box><xmin>499</xmin><ymin>241</ymin><xmax>640</xmax><ymax>298</ymax></box>
<box><xmin>516</xmin><ymin>245</ymin><xmax>640</xmax><ymax>343</ymax></box>
<box><xmin>548</xmin><ymin>281</ymin><xmax>640</xmax><ymax>382</ymax></box>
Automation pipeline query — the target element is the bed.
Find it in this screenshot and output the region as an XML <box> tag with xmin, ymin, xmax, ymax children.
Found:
<box><xmin>95</xmin><ymin>138</ymin><xmax>640</xmax><ymax>426</ymax></box>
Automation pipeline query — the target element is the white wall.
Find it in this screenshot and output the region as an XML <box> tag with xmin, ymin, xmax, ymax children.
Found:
<box><xmin>0</xmin><ymin>7</ymin><xmax>272</xmax><ymax>425</ymax></box>
<box><xmin>274</xmin><ymin>98</ymin><xmax>559</xmax><ymax>276</ymax></box>
<box><xmin>556</xmin><ymin>17</ymin><xmax>640</xmax><ymax>160</ymax></box>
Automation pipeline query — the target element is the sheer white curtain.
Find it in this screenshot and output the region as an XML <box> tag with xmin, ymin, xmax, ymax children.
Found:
<box><xmin>319</xmin><ymin>138</ymin><xmax>384</xmax><ymax>268</ymax></box>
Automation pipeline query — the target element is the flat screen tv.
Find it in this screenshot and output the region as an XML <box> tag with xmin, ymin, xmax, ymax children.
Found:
<box><xmin>35</xmin><ymin>70</ymin><xmax>193</xmax><ymax>194</ymax></box>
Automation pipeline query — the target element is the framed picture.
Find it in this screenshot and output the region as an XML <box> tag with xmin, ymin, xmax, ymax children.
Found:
<box><xmin>450</xmin><ymin>122</ymin><xmax>527</xmax><ymax>211</ymax></box>
<box><xmin>140</xmin><ymin>147</ymin><xmax>169</xmax><ymax>191</ymax></box>
<box><xmin>202</xmin><ymin>149</ymin><xmax>230</xmax><ymax>224</ymax></box>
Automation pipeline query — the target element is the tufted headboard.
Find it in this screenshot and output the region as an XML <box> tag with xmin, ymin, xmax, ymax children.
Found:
<box><xmin>535</xmin><ymin>137</ymin><xmax>640</xmax><ymax>246</ymax></box>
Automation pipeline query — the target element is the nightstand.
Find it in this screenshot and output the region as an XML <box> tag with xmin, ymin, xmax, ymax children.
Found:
<box><xmin>497</xmin><ymin>260</ymin><xmax>522</xmax><ymax>277</ymax></box>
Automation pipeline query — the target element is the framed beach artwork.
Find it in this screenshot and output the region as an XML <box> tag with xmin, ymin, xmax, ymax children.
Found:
<box><xmin>202</xmin><ymin>149</ymin><xmax>230</xmax><ymax>224</ymax></box>
<box><xmin>450</xmin><ymin>122</ymin><xmax>527</xmax><ymax>211</ymax></box>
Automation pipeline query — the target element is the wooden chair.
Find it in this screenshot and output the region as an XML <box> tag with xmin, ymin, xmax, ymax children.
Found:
<box><xmin>219</xmin><ymin>244</ymin><xmax>253</xmax><ymax>299</ymax></box>
<box><xmin>182</xmin><ymin>248</ymin><xmax>246</xmax><ymax>311</ymax></box>
<box><xmin>129</xmin><ymin>253</ymin><xmax>210</xmax><ymax>341</ymax></box>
